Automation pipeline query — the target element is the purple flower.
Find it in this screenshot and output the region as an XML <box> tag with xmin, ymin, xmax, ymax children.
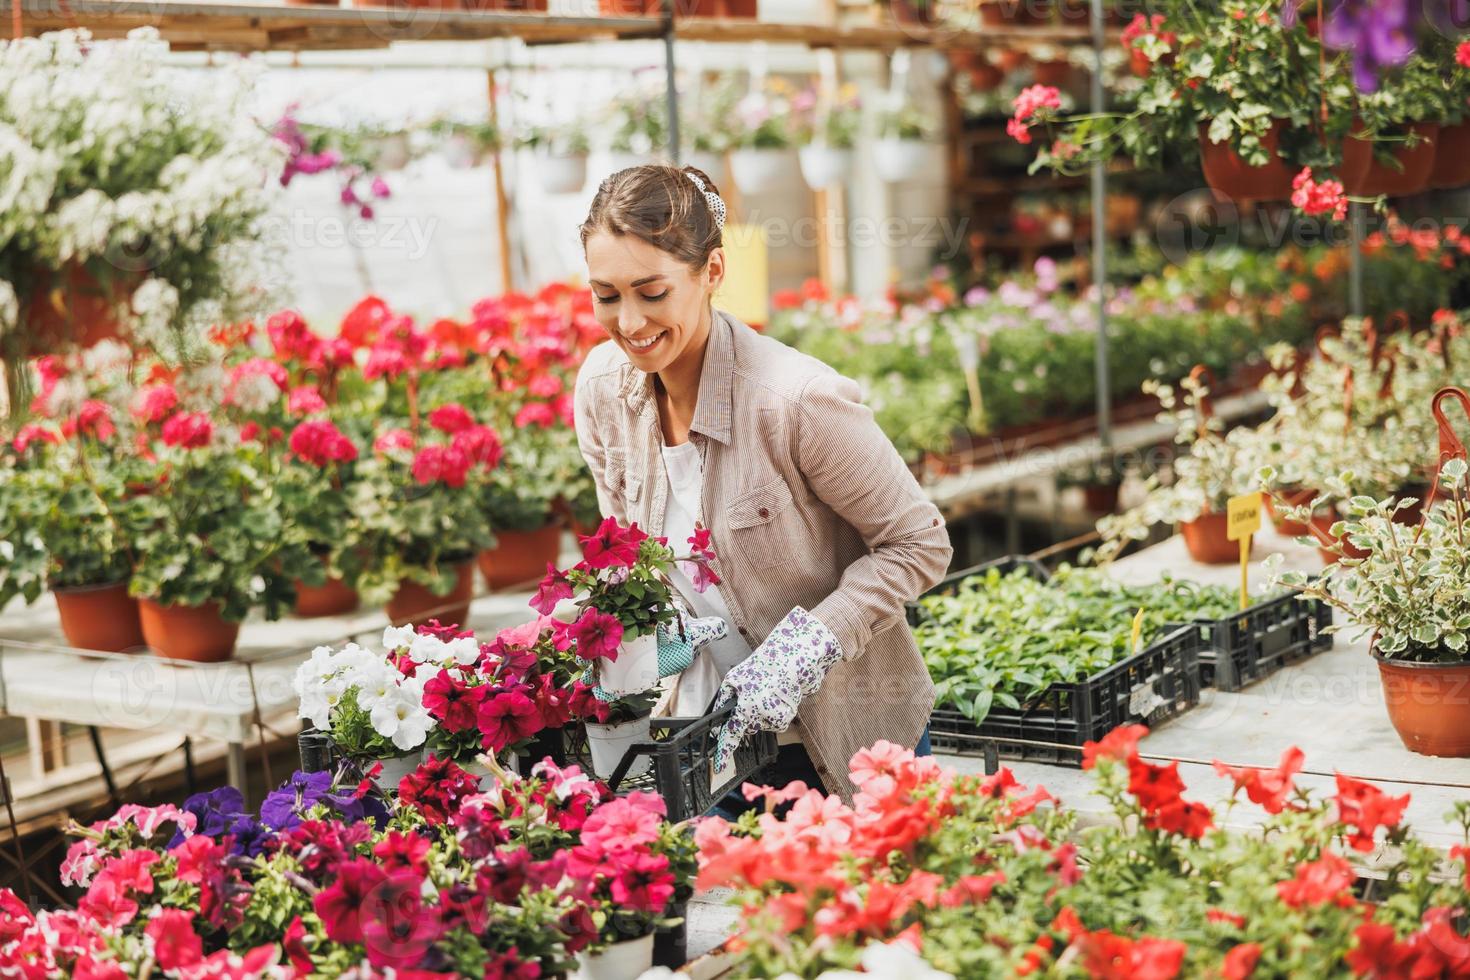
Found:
<box><xmin>1321</xmin><ymin>0</ymin><xmax>1415</xmax><ymax>92</ymax></box>
<box><xmin>260</xmin><ymin>769</ymin><xmax>387</xmax><ymax>832</ymax></box>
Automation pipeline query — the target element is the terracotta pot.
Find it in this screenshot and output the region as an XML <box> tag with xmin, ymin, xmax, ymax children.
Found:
<box><xmin>386</xmin><ymin>561</ymin><xmax>475</xmax><ymax>629</ymax></box>
<box><xmin>997</xmin><ymin>48</ymin><xmax>1028</xmax><ymax>73</ymax></box>
<box><xmin>948</xmin><ymin>49</ymin><xmax>982</xmax><ymax>72</ymax></box>
<box><xmin>293</xmin><ymin>569</ymin><xmax>361</xmax><ymax>618</ymax></box>
<box><xmin>1375</xmin><ymin>650</ymin><xmax>1470</xmax><ymax>757</ymax></box>
<box><xmin>285</xmin><ymin>0</ymin><xmax>339</xmax><ymax>6</ymax></box>
<box><xmin>1430</xmin><ymin>121</ymin><xmax>1470</xmax><ymax>189</ymax></box>
<box><xmin>1197</xmin><ymin>120</ymin><xmax>1295</xmax><ymax>202</ymax></box>
<box><xmin>1033</xmin><ymin>60</ymin><xmax>1071</xmax><ymax>87</ymax></box>
<box><xmin>52</xmin><ymin>581</ymin><xmax>146</xmax><ymax>652</ymax></box>
<box><xmin>979</xmin><ymin>0</ymin><xmax>1009</xmax><ymax>25</ymax></box>
<box><xmin>1343</xmin><ymin>123</ymin><xmax>1439</xmax><ymax>198</ymax></box>
<box><xmin>477</xmin><ymin>522</ymin><xmax>564</xmax><ymax>591</ymax></box>
<box><xmin>1179</xmin><ymin>511</ymin><xmax>1244</xmax><ymax>565</ymax></box>
<box><xmin>1311</xmin><ymin>513</ymin><xmax>1371</xmax><ymax>565</ymax></box>
<box><xmin>1082</xmin><ymin>481</ymin><xmax>1121</xmax><ymax>515</ymax></box>
<box><xmin>596</xmin><ymin>0</ymin><xmax>737</xmax><ymax>13</ymax></box>
<box><xmin>969</xmin><ymin>63</ymin><xmax>1005</xmax><ymax>91</ymax></box>
<box><xmin>138</xmin><ymin>599</ymin><xmax>240</xmax><ymax>663</ymax></box>
<box><xmin>1339</xmin><ymin>126</ymin><xmax>1373</xmax><ymax>191</ymax></box>
<box><xmin>23</xmin><ymin>265</ymin><xmax>132</xmax><ymax>354</ymax></box>
<box><xmin>1266</xmin><ymin>487</ymin><xmax>1319</xmax><ymax>537</ymax></box>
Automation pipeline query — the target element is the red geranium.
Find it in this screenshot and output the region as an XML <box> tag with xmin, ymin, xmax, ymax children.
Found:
<box><xmin>132</xmin><ymin>382</ymin><xmax>178</xmax><ymax>425</ymax></box>
<box><xmin>13</xmin><ymin>423</ymin><xmax>60</xmax><ymax>454</ymax></box>
<box><xmin>287</xmin><ymin>385</ymin><xmax>328</xmax><ymax>416</ymax></box>
<box><xmin>66</xmin><ymin>400</ymin><xmax>115</xmax><ymax>441</ymax></box>
<box><xmin>411</xmin><ymin>444</ymin><xmax>471</xmax><ymax>488</ymax></box>
<box><xmin>428</xmin><ymin>403</ymin><xmax>475</xmax><ymax>434</ymax></box>
<box><xmin>374</xmin><ymin>428</ymin><xmax>415</xmax><ymax>455</ymax></box>
<box><xmin>160</xmin><ymin>411</ymin><xmax>213</xmax><ymax>449</ymax></box>
<box><xmin>514</xmin><ymin>402</ymin><xmax>557</xmax><ymax>429</ymax></box>
<box><xmin>451</xmin><ymin>424</ymin><xmax>503</xmax><ymax>469</ymax></box>
<box><xmin>1221</xmin><ymin>942</ymin><xmax>1262</xmax><ymax>980</ymax></box>
<box><xmin>288</xmin><ymin>419</ymin><xmax>358</xmax><ymax>467</ymax></box>
<box><xmin>1334</xmin><ymin>773</ymin><xmax>1409</xmax><ymax>852</ymax></box>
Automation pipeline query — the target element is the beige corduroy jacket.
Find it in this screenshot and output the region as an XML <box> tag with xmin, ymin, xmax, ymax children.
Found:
<box><xmin>572</xmin><ymin>309</ymin><xmax>952</xmax><ymax>800</ymax></box>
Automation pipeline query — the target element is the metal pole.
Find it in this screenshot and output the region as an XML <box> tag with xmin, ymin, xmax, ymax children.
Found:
<box><xmin>1348</xmin><ymin>201</ymin><xmax>1364</xmax><ymax>318</ymax></box>
<box><xmin>1090</xmin><ymin>0</ymin><xmax>1111</xmax><ymax>452</ymax></box>
<box><xmin>663</xmin><ymin>0</ymin><xmax>681</xmax><ymax>165</ymax></box>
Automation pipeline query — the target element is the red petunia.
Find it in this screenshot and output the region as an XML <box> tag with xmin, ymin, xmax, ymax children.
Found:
<box><xmin>1127</xmin><ymin>757</ymin><xmax>1186</xmax><ymax>812</ymax></box>
<box><xmin>422</xmin><ymin>670</ymin><xmax>487</xmax><ymax>733</ymax></box>
<box><xmin>577</xmin><ymin>517</ymin><xmax>648</xmax><ymax>570</ymax></box>
<box><xmin>313</xmin><ymin>858</ymin><xmax>388</xmax><ymax>943</ymax></box>
<box><xmin>477</xmin><ymin>687</ymin><xmax>544</xmax><ymax>752</ymax></box>
<box><xmin>281</xmin><ymin>915</ymin><xmax>314</xmax><ymax>975</ymax></box>
<box><xmin>607</xmin><ymin>849</ymin><xmax>675</xmax><ymax>913</ymax></box>
<box><xmin>145</xmin><ymin>908</ymin><xmax>203</xmax><ymax>971</ymax></box>
<box><xmin>1334</xmin><ymin>773</ymin><xmax>1409</xmax><ymax>852</ymax></box>
<box><xmin>1144</xmin><ymin>798</ymin><xmax>1213</xmax><ymax>839</ymax></box>
<box><xmin>1082</xmin><ymin>724</ymin><xmax>1148</xmax><ymax>769</ymax></box>
<box><xmin>373</xmin><ymin>830</ymin><xmax>432</xmax><ymax>875</ymax></box>
<box><xmin>530</xmin><ymin>565</ymin><xmax>573</xmax><ymax>616</ymax></box>
<box><xmin>567</xmin><ymin>609</ymin><xmax>624</xmax><ymax>661</ymax></box>
<box><xmin>1346</xmin><ymin>920</ymin><xmax>1415</xmax><ymax>977</ymax></box>
<box><xmin>160</xmin><ymin>411</ymin><xmax>213</xmax><ymax>449</ymax></box>
<box><xmin>1276</xmin><ymin>852</ymin><xmax>1355</xmax><ymax>909</ymax></box>
<box><xmin>1213</xmin><ymin>746</ymin><xmax>1304</xmax><ymax>815</ymax></box>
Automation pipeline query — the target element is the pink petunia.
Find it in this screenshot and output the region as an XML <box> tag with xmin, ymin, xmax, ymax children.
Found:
<box><xmin>567</xmin><ymin>609</ymin><xmax>623</xmax><ymax>660</ymax></box>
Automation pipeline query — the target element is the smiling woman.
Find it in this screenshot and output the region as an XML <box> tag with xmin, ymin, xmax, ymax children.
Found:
<box><xmin>574</xmin><ymin>164</ymin><xmax>953</xmax><ymax>809</ymax></box>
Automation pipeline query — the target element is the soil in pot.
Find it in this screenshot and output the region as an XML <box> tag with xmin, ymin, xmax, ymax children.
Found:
<box><xmin>1343</xmin><ymin>123</ymin><xmax>1440</xmax><ymax>198</ymax></box>
<box><xmin>386</xmin><ymin>560</ymin><xmax>475</xmax><ymax>629</ymax></box>
<box><xmin>1375</xmin><ymin>651</ymin><xmax>1470</xmax><ymax>757</ymax></box>
<box><xmin>1180</xmin><ymin>511</ymin><xmax>1245</xmax><ymax>565</ymax></box>
<box><xmin>1430</xmin><ymin>120</ymin><xmax>1470</xmax><ymax>189</ymax></box>
<box><xmin>138</xmin><ymin>599</ymin><xmax>240</xmax><ymax>663</ymax></box>
<box><xmin>1197</xmin><ymin>120</ymin><xmax>1295</xmax><ymax>202</ymax></box>
<box><xmin>53</xmin><ymin>581</ymin><xmax>146</xmax><ymax>652</ymax></box>
<box><xmin>477</xmin><ymin>522</ymin><xmax>563</xmax><ymax>591</ymax></box>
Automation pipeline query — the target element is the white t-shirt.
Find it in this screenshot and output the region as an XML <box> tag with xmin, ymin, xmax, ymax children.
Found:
<box><xmin>658</xmin><ymin>439</ymin><xmax>752</xmax><ymax>717</ymax></box>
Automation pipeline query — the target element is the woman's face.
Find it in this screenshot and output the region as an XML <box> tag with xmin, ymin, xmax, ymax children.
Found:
<box><xmin>585</xmin><ymin>232</ymin><xmax>724</xmax><ymax>375</ymax></box>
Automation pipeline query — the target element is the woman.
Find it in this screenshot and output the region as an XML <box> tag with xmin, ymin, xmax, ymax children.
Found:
<box><xmin>573</xmin><ymin>164</ymin><xmax>952</xmax><ymax>805</ymax></box>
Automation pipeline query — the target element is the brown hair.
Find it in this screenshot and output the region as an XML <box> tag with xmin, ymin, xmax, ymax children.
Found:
<box><xmin>579</xmin><ymin>164</ymin><xmax>723</xmax><ymax>271</ymax></box>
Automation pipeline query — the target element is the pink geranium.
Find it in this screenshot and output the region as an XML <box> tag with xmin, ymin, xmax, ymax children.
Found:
<box><xmin>411</xmin><ymin>444</ymin><xmax>471</xmax><ymax>488</ymax></box>
<box><xmin>161</xmin><ymin>411</ymin><xmax>213</xmax><ymax>449</ymax></box>
<box><xmin>1008</xmin><ymin>84</ymin><xmax>1062</xmax><ymax>145</ymax></box>
<box><xmin>288</xmin><ymin>419</ymin><xmax>358</xmax><ymax>467</ymax></box>
<box><xmin>12</xmin><ymin>423</ymin><xmax>60</xmax><ymax>454</ymax></box>
<box><xmin>452</xmin><ymin>424</ymin><xmax>503</xmax><ymax>469</ymax></box>
<box><xmin>514</xmin><ymin>402</ymin><xmax>557</xmax><ymax>429</ymax></box>
<box><xmin>429</xmin><ymin>403</ymin><xmax>475</xmax><ymax>434</ymax></box>
<box><xmin>1291</xmin><ymin>167</ymin><xmax>1349</xmax><ymax>221</ymax></box>
<box><xmin>373</xmin><ymin>427</ymin><xmax>415</xmax><ymax>455</ymax></box>
<box><xmin>287</xmin><ymin>385</ymin><xmax>328</xmax><ymax>416</ymax></box>
<box><xmin>133</xmin><ymin>383</ymin><xmax>179</xmax><ymax>424</ymax></box>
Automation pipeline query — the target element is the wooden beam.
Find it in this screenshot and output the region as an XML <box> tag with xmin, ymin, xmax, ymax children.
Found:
<box><xmin>487</xmin><ymin>68</ymin><xmax>514</xmax><ymax>295</ymax></box>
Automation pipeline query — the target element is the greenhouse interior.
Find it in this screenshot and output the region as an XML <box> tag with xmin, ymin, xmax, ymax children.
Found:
<box><xmin>5</xmin><ymin>0</ymin><xmax>1470</xmax><ymax>976</ymax></box>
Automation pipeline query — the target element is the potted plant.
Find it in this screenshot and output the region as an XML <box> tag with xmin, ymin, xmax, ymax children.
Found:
<box><xmin>728</xmin><ymin>81</ymin><xmax>798</xmax><ymax>194</ymax></box>
<box><xmin>1345</xmin><ymin>46</ymin><xmax>1451</xmax><ymax>197</ymax></box>
<box><xmin>794</xmin><ymin>84</ymin><xmax>862</xmax><ymax>190</ymax></box>
<box><xmin>0</xmin><ymin>29</ymin><xmax>280</xmax><ymax>398</ymax></box>
<box><xmin>517</xmin><ymin>120</ymin><xmax>592</xmax><ymax>194</ymax></box>
<box><xmin>873</xmin><ymin>102</ymin><xmax>939</xmax><ymax>183</ymax></box>
<box><xmin>428</xmin><ymin>118</ymin><xmax>499</xmax><ymax>169</ymax></box>
<box><xmin>1270</xmin><ymin>457</ymin><xmax>1470</xmax><ymax>756</ymax></box>
<box><xmin>0</xmin><ymin>373</ymin><xmax>148</xmax><ymax>652</ymax></box>
<box><xmin>878</xmin><ymin>0</ymin><xmax>936</xmax><ymax>27</ymax></box>
<box><xmin>294</xmin><ymin>628</ymin><xmax>442</xmax><ymax>790</ymax></box>
<box><xmin>1431</xmin><ymin>38</ymin><xmax>1470</xmax><ymax>188</ymax></box>
<box><xmin>479</xmin><ymin>432</ymin><xmax>566</xmax><ymax>590</ymax></box>
<box><xmin>278</xmin><ymin>418</ymin><xmax>363</xmax><ymax>617</ymax></box>
<box><xmin>606</xmin><ymin>90</ymin><xmax>669</xmax><ymax>171</ymax></box>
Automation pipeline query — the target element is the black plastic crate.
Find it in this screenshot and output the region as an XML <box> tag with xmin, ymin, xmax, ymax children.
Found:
<box><xmin>928</xmin><ymin>624</ymin><xmax>1202</xmax><ymax>767</ymax></box>
<box><xmin>906</xmin><ymin>554</ymin><xmax>1052</xmax><ymax>627</ymax></box>
<box><xmin>1166</xmin><ymin>592</ymin><xmax>1336</xmax><ymax>692</ymax></box>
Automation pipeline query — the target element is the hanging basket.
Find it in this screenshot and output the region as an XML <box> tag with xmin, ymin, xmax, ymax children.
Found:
<box><xmin>798</xmin><ymin>144</ymin><xmax>855</xmax><ymax>190</ymax></box>
<box><xmin>1429</xmin><ymin>121</ymin><xmax>1470</xmax><ymax>190</ymax></box>
<box><xmin>1342</xmin><ymin>122</ymin><xmax>1439</xmax><ymax>198</ymax></box>
<box><xmin>728</xmin><ymin>148</ymin><xmax>796</xmax><ymax>194</ymax></box>
<box><xmin>535</xmin><ymin>153</ymin><xmax>589</xmax><ymax>195</ymax></box>
<box><xmin>873</xmin><ymin>138</ymin><xmax>934</xmax><ymax>183</ymax></box>
<box><xmin>1196</xmin><ymin>120</ymin><xmax>1295</xmax><ymax>202</ymax></box>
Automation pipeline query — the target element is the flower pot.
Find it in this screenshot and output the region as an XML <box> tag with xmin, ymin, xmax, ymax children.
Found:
<box><xmin>477</xmin><ymin>522</ymin><xmax>564</xmax><ymax>591</ymax></box>
<box><xmin>386</xmin><ymin>560</ymin><xmax>475</xmax><ymax>629</ymax></box>
<box><xmin>465</xmin><ymin>0</ymin><xmax>547</xmax><ymax>8</ymax></box>
<box><xmin>798</xmin><ymin>144</ymin><xmax>854</xmax><ymax>190</ymax></box>
<box><xmin>585</xmin><ymin>715</ymin><xmax>653</xmax><ymax>780</ymax></box>
<box><xmin>364</xmin><ymin>750</ymin><xmax>424</xmax><ymax>793</ymax></box>
<box><xmin>371</xmin><ymin>133</ymin><xmax>412</xmax><ymax>172</ymax></box>
<box><xmin>969</xmin><ymin>63</ymin><xmax>1005</xmax><ymax>91</ymax></box>
<box><xmin>1339</xmin><ymin>127</ymin><xmax>1374</xmax><ymax>191</ymax></box>
<box><xmin>1197</xmin><ymin>120</ymin><xmax>1295</xmax><ymax>202</ymax></box>
<box><xmin>23</xmin><ymin>265</ymin><xmax>132</xmax><ymax>354</ymax></box>
<box><xmin>293</xmin><ymin>572</ymin><xmax>361</xmax><ymax>618</ymax></box>
<box><xmin>138</xmin><ymin>599</ymin><xmax>240</xmax><ymax>663</ymax></box>
<box><xmin>1343</xmin><ymin>123</ymin><xmax>1439</xmax><ymax>198</ymax></box>
<box><xmin>536</xmin><ymin>152</ymin><xmax>589</xmax><ymax>194</ymax></box>
<box><xmin>979</xmin><ymin>0</ymin><xmax>1021</xmax><ymax>25</ymax></box>
<box><xmin>1081</xmin><ymin>480</ymin><xmax>1122</xmax><ymax>515</ymax></box>
<box><xmin>652</xmin><ymin>901</ymin><xmax>689</xmax><ymax>969</ymax></box>
<box><xmin>1430</xmin><ymin>121</ymin><xmax>1470</xmax><ymax>189</ymax></box>
<box><xmin>1266</xmin><ymin>487</ymin><xmax>1319</xmax><ymax>537</ymax></box>
<box><xmin>576</xmin><ymin>933</ymin><xmax>654</xmax><ymax>980</ymax></box>
<box><xmin>595</xmin><ymin>631</ymin><xmax>660</xmax><ymax>697</ymax></box>
<box><xmin>441</xmin><ymin>134</ymin><xmax>483</xmax><ymax>169</ymax></box>
<box><xmin>728</xmin><ymin>148</ymin><xmax>795</xmax><ymax>194</ymax></box>
<box><xmin>285</xmin><ymin>0</ymin><xmax>339</xmax><ymax>6</ymax></box>
<box><xmin>1311</xmin><ymin>513</ymin><xmax>1371</xmax><ymax>565</ymax></box>
<box><xmin>1032</xmin><ymin>59</ymin><xmax>1071</xmax><ymax>87</ymax></box>
<box><xmin>873</xmin><ymin>138</ymin><xmax>933</xmax><ymax>183</ymax></box>
<box><xmin>52</xmin><ymin>581</ymin><xmax>146</xmax><ymax>652</ymax></box>
<box><xmin>1179</xmin><ymin>511</ymin><xmax>1244</xmax><ymax>565</ymax></box>
<box><xmin>1374</xmin><ymin>651</ymin><xmax>1470</xmax><ymax>757</ymax></box>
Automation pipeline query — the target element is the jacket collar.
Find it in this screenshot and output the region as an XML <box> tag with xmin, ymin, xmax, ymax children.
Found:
<box><xmin>618</xmin><ymin>308</ymin><xmax>736</xmax><ymax>446</ymax></box>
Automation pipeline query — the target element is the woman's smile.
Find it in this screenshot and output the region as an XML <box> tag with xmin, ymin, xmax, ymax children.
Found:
<box><xmin>625</xmin><ymin>330</ymin><xmax>667</xmax><ymax>352</ymax></box>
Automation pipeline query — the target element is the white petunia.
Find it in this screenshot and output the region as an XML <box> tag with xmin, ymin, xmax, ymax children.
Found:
<box><xmin>445</xmin><ymin>636</ymin><xmax>482</xmax><ymax>667</ymax></box>
<box><xmin>369</xmin><ymin>686</ymin><xmax>415</xmax><ymax>741</ymax></box>
<box><xmin>408</xmin><ymin>634</ymin><xmax>445</xmax><ymax>665</ymax></box>
<box><xmin>391</xmin><ymin>706</ymin><xmax>433</xmax><ymax>751</ymax></box>
<box><xmin>382</xmin><ymin>626</ymin><xmax>417</xmax><ymax>650</ymax></box>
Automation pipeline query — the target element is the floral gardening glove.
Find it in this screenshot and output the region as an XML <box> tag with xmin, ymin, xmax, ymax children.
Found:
<box><xmin>590</xmin><ymin>612</ymin><xmax>728</xmax><ymax>702</ymax></box>
<box><xmin>712</xmin><ymin>607</ymin><xmax>842</xmax><ymax>770</ymax></box>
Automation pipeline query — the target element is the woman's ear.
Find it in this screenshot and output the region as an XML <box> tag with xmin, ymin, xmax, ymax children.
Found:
<box><xmin>704</xmin><ymin>248</ymin><xmax>726</xmax><ymax>295</ymax></box>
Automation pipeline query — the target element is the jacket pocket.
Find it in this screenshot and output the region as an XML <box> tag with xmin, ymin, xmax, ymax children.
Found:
<box><xmin>603</xmin><ymin>448</ymin><xmax>642</xmax><ymax>507</ymax></box>
<box><xmin>726</xmin><ymin>475</ymin><xmax>797</xmax><ymax>569</ymax></box>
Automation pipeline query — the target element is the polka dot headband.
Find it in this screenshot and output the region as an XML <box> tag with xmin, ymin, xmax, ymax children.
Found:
<box><xmin>686</xmin><ymin>170</ymin><xmax>726</xmax><ymax>230</ymax></box>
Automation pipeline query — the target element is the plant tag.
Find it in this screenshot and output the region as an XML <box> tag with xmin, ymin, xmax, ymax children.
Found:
<box><xmin>1227</xmin><ymin>492</ymin><xmax>1261</xmax><ymax>541</ymax></box>
<box><xmin>711</xmin><ymin>756</ymin><xmax>737</xmax><ymax>795</ymax></box>
<box><xmin>1128</xmin><ymin>681</ymin><xmax>1164</xmax><ymax>718</ymax></box>
<box><xmin>1130</xmin><ymin>607</ymin><xmax>1145</xmax><ymax>655</ymax></box>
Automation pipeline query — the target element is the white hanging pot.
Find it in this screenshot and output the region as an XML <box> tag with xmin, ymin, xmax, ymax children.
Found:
<box><xmin>365</xmin><ymin>749</ymin><xmax>423</xmax><ymax>793</ymax></box>
<box><xmin>873</xmin><ymin>138</ymin><xmax>934</xmax><ymax>183</ymax></box>
<box><xmin>372</xmin><ymin>133</ymin><xmax>412</xmax><ymax>172</ymax></box>
<box><xmin>728</xmin><ymin>148</ymin><xmax>796</xmax><ymax>194</ymax></box>
<box><xmin>537</xmin><ymin>152</ymin><xmax>589</xmax><ymax>194</ymax></box>
<box><xmin>596</xmin><ymin>631</ymin><xmax>660</xmax><ymax>697</ymax></box>
<box><xmin>575</xmin><ymin>932</ymin><xmax>654</xmax><ymax>980</ymax></box>
<box><xmin>584</xmin><ymin>715</ymin><xmax>653</xmax><ymax>780</ymax></box>
<box><xmin>685</xmin><ymin>150</ymin><xmax>725</xmax><ymax>182</ymax></box>
<box><xmin>442</xmin><ymin>134</ymin><xmax>481</xmax><ymax>170</ymax></box>
<box><xmin>799</xmin><ymin>144</ymin><xmax>855</xmax><ymax>190</ymax></box>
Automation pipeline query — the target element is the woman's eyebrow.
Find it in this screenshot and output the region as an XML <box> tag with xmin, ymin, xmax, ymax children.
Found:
<box><xmin>631</xmin><ymin>275</ymin><xmax>667</xmax><ymax>287</ymax></box>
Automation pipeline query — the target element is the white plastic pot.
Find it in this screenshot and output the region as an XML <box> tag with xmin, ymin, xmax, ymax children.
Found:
<box><xmin>584</xmin><ymin>715</ymin><xmax>653</xmax><ymax>780</ymax></box>
<box><xmin>537</xmin><ymin>152</ymin><xmax>589</xmax><ymax>194</ymax></box>
<box><xmin>442</xmin><ymin>134</ymin><xmax>481</xmax><ymax>170</ymax></box>
<box><xmin>728</xmin><ymin>148</ymin><xmax>796</xmax><ymax>194</ymax></box>
<box><xmin>460</xmin><ymin>754</ymin><xmax>517</xmax><ymax>791</ymax></box>
<box><xmin>873</xmin><ymin>138</ymin><xmax>934</xmax><ymax>183</ymax></box>
<box><xmin>372</xmin><ymin>133</ymin><xmax>412</xmax><ymax>172</ymax></box>
<box><xmin>575</xmin><ymin>932</ymin><xmax>653</xmax><ymax>980</ymax></box>
<box><xmin>366</xmin><ymin>749</ymin><xmax>423</xmax><ymax>793</ymax></box>
<box><xmin>799</xmin><ymin>144</ymin><xmax>855</xmax><ymax>190</ymax></box>
<box><xmin>596</xmin><ymin>631</ymin><xmax>659</xmax><ymax>697</ymax></box>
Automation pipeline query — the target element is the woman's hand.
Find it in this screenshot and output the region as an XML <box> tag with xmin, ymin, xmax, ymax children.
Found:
<box><xmin>713</xmin><ymin>607</ymin><xmax>842</xmax><ymax>769</ymax></box>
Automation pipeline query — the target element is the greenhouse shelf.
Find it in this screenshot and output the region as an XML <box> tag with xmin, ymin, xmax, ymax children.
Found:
<box><xmin>1166</xmin><ymin>593</ymin><xmax>1335</xmax><ymax>693</ymax></box>
<box><xmin>299</xmin><ymin>706</ymin><xmax>777</xmax><ymax>823</ymax></box>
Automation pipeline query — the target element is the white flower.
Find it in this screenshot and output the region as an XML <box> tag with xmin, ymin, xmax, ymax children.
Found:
<box><xmin>369</xmin><ymin>686</ymin><xmax>417</xmax><ymax>741</ymax></box>
<box><xmin>81</xmin><ymin>338</ymin><xmax>131</xmax><ymax>377</ymax></box>
<box><xmin>370</xmin><ymin>689</ymin><xmax>433</xmax><ymax>751</ymax></box>
<box><xmin>382</xmin><ymin>626</ymin><xmax>417</xmax><ymax>650</ymax></box>
<box><xmin>353</xmin><ymin>663</ymin><xmax>404</xmax><ymax>711</ymax></box>
<box><xmin>445</xmin><ymin>636</ymin><xmax>482</xmax><ymax>667</ymax></box>
<box><xmin>298</xmin><ymin>692</ymin><xmax>330</xmax><ymax>730</ymax></box>
<box><xmin>408</xmin><ymin>633</ymin><xmax>446</xmax><ymax>665</ymax></box>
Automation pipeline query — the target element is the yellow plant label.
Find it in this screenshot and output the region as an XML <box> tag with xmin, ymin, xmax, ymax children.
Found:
<box><xmin>1130</xmin><ymin>607</ymin><xmax>1145</xmax><ymax>654</ymax></box>
<box><xmin>1227</xmin><ymin>492</ymin><xmax>1262</xmax><ymax>542</ymax></box>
